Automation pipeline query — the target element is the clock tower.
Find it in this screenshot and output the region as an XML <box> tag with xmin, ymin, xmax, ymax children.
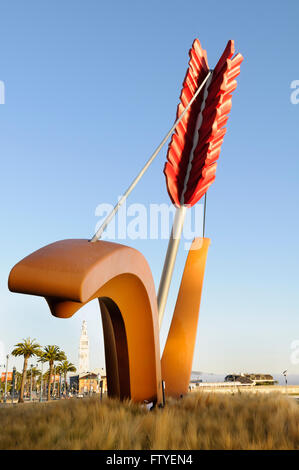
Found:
<box><xmin>78</xmin><ymin>320</ymin><xmax>90</xmax><ymax>374</ymax></box>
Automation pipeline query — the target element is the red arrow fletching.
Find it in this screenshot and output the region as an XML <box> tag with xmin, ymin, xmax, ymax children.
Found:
<box><xmin>164</xmin><ymin>39</ymin><xmax>243</xmax><ymax>207</ymax></box>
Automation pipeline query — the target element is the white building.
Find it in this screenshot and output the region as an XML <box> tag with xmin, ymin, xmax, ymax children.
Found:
<box><xmin>78</xmin><ymin>320</ymin><xmax>90</xmax><ymax>374</ymax></box>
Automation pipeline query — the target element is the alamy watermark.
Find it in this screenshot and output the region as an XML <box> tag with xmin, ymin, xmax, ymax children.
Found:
<box><xmin>95</xmin><ymin>198</ymin><xmax>205</xmax><ymax>250</ymax></box>
<box><xmin>0</xmin><ymin>80</ymin><xmax>5</xmax><ymax>104</ymax></box>
<box><xmin>290</xmin><ymin>80</ymin><xmax>299</xmax><ymax>104</ymax></box>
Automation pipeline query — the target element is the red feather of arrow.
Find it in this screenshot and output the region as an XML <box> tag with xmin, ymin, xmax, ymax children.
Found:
<box><xmin>164</xmin><ymin>39</ymin><xmax>243</xmax><ymax>207</ymax></box>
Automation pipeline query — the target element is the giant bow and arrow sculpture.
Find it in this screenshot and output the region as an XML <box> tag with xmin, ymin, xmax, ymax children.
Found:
<box><xmin>158</xmin><ymin>39</ymin><xmax>243</xmax><ymax>325</ymax></box>
<box><xmin>8</xmin><ymin>39</ymin><xmax>243</xmax><ymax>404</ymax></box>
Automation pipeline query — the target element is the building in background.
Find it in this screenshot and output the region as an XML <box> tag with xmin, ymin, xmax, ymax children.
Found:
<box><xmin>224</xmin><ymin>373</ymin><xmax>277</xmax><ymax>385</ymax></box>
<box><xmin>69</xmin><ymin>321</ymin><xmax>107</xmax><ymax>396</ymax></box>
<box><xmin>79</xmin><ymin>372</ymin><xmax>107</xmax><ymax>394</ymax></box>
<box><xmin>78</xmin><ymin>320</ymin><xmax>90</xmax><ymax>375</ymax></box>
<box><xmin>69</xmin><ymin>371</ymin><xmax>107</xmax><ymax>395</ymax></box>
<box><xmin>188</xmin><ymin>372</ymin><xmax>277</xmax><ymax>391</ymax></box>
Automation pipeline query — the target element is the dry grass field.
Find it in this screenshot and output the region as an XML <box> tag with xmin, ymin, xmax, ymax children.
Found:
<box><xmin>0</xmin><ymin>392</ymin><xmax>299</xmax><ymax>450</ymax></box>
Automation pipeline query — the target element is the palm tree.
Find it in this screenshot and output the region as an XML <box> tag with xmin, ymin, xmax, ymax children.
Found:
<box><xmin>39</xmin><ymin>369</ymin><xmax>50</xmax><ymax>397</ymax></box>
<box><xmin>0</xmin><ymin>381</ymin><xmax>11</xmax><ymax>398</ymax></box>
<box><xmin>26</xmin><ymin>366</ymin><xmax>41</xmax><ymax>398</ymax></box>
<box><xmin>11</xmin><ymin>338</ymin><xmax>41</xmax><ymax>403</ymax></box>
<box><xmin>57</xmin><ymin>360</ymin><xmax>77</xmax><ymax>397</ymax></box>
<box><xmin>15</xmin><ymin>371</ymin><xmax>23</xmax><ymax>393</ymax></box>
<box><xmin>56</xmin><ymin>364</ymin><xmax>62</xmax><ymax>398</ymax></box>
<box><xmin>38</xmin><ymin>346</ymin><xmax>66</xmax><ymax>401</ymax></box>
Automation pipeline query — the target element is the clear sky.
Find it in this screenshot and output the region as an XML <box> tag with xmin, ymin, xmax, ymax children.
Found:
<box><xmin>0</xmin><ymin>0</ymin><xmax>298</xmax><ymax>377</ymax></box>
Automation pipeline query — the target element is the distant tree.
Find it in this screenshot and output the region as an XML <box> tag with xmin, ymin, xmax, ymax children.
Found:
<box><xmin>0</xmin><ymin>381</ymin><xmax>11</xmax><ymax>397</ymax></box>
<box><xmin>38</xmin><ymin>346</ymin><xmax>66</xmax><ymax>401</ymax></box>
<box><xmin>26</xmin><ymin>366</ymin><xmax>41</xmax><ymax>396</ymax></box>
<box><xmin>15</xmin><ymin>371</ymin><xmax>23</xmax><ymax>392</ymax></box>
<box><xmin>39</xmin><ymin>369</ymin><xmax>50</xmax><ymax>396</ymax></box>
<box><xmin>58</xmin><ymin>360</ymin><xmax>77</xmax><ymax>396</ymax></box>
<box><xmin>56</xmin><ymin>364</ymin><xmax>62</xmax><ymax>397</ymax></box>
<box><xmin>11</xmin><ymin>338</ymin><xmax>41</xmax><ymax>403</ymax></box>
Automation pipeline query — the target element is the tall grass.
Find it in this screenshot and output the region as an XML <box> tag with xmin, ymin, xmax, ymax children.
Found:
<box><xmin>0</xmin><ymin>392</ymin><xmax>299</xmax><ymax>449</ymax></box>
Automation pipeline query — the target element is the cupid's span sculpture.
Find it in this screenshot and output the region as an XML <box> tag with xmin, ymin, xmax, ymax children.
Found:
<box><xmin>8</xmin><ymin>39</ymin><xmax>243</xmax><ymax>405</ymax></box>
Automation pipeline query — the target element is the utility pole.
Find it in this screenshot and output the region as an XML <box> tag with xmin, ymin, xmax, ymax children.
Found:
<box><xmin>59</xmin><ymin>373</ymin><xmax>62</xmax><ymax>399</ymax></box>
<box><xmin>30</xmin><ymin>364</ymin><xmax>33</xmax><ymax>401</ymax></box>
<box><xmin>283</xmin><ymin>370</ymin><xmax>288</xmax><ymax>395</ymax></box>
<box><xmin>100</xmin><ymin>380</ymin><xmax>103</xmax><ymax>401</ymax></box>
<box><xmin>40</xmin><ymin>362</ymin><xmax>44</xmax><ymax>402</ymax></box>
<box><xmin>53</xmin><ymin>365</ymin><xmax>56</xmax><ymax>398</ymax></box>
<box><xmin>11</xmin><ymin>367</ymin><xmax>16</xmax><ymax>404</ymax></box>
<box><xmin>4</xmin><ymin>354</ymin><xmax>9</xmax><ymax>403</ymax></box>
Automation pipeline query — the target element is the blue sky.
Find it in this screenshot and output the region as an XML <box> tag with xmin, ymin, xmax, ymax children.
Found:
<box><xmin>0</xmin><ymin>0</ymin><xmax>298</xmax><ymax>378</ymax></box>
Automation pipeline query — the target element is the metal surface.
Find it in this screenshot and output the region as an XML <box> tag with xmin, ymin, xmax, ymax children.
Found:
<box><xmin>157</xmin><ymin>205</ymin><xmax>186</xmax><ymax>327</ymax></box>
<box><xmin>164</xmin><ymin>39</ymin><xmax>243</xmax><ymax>208</ymax></box>
<box><xmin>180</xmin><ymin>71</ymin><xmax>213</xmax><ymax>205</ymax></box>
<box><xmin>161</xmin><ymin>238</ymin><xmax>210</xmax><ymax>397</ymax></box>
<box><xmin>9</xmin><ymin>239</ymin><xmax>163</xmax><ymax>404</ymax></box>
<box><xmin>157</xmin><ymin>41</ymin><xmax>212</xmax><ymax>327</ymax></box>
<box><xmin>7</xmin><ymin>39</ymin><xmax>243</xmax><ymax>403</ymax></box>
<box><xmin>8</xmin><ymin>236</ymin><xmax>210</xmax><ymax>402</ymax></box>
<box><xmin>90</xmin><ymin>70</ymin><xmax>212</xmax><ymax>242</ymax></box>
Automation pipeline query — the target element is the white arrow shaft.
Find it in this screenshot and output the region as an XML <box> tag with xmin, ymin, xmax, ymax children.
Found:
<box><xmin>157</xmin><ymin>205</ymin><xmax>187</xmax><ymax>327</ymax></box>
<box><xmin>90</xmin><ymin>71</ymin><xmax>212</xmax><ymax>242</ymax></box>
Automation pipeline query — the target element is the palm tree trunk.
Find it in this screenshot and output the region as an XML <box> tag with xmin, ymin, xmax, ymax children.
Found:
<box><xmin>48</xmin><ymin>363</ymin><xmax>53</xmax><ymax>401</ymax></box>
<box><xmin>64</xmin><ymin>372</ymin><xmax>67</xmax><ymax>396</ymax></box>
<box><xmin>58</xmin><ymin>373</ymin><xmax>61</xmax><ymax>398</ymax></box>
<box><xmin>19</xmin><ymin>356</ymin><xmax>28</xmax><ymax>403</ymax></box>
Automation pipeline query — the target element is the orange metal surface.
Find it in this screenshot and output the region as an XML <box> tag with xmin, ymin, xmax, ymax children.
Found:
<box><xmin>161</xmin><ymin>238</ymin><xmax>210</xmax><ymax>397</ymax></box>
<box><xmin>9</xmin><ymin>239</ymin><xmax>162</xmax><ymax>404</ymax></box>
<box><xmin>8</xmin><ymin>237</ymin><xmax>210</xmax><ymax>402</ymax></box>
<box><xmin>6</xmin><ymin>39</ymin><xmax>240</xmax><ymax>405</ymax></box>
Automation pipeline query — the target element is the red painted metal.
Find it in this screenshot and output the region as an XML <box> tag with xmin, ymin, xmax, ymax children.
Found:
<box><xmin>164</xmin><ymin>39</ymin><xmax>243</xmax><ymax>207</ymax></box>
